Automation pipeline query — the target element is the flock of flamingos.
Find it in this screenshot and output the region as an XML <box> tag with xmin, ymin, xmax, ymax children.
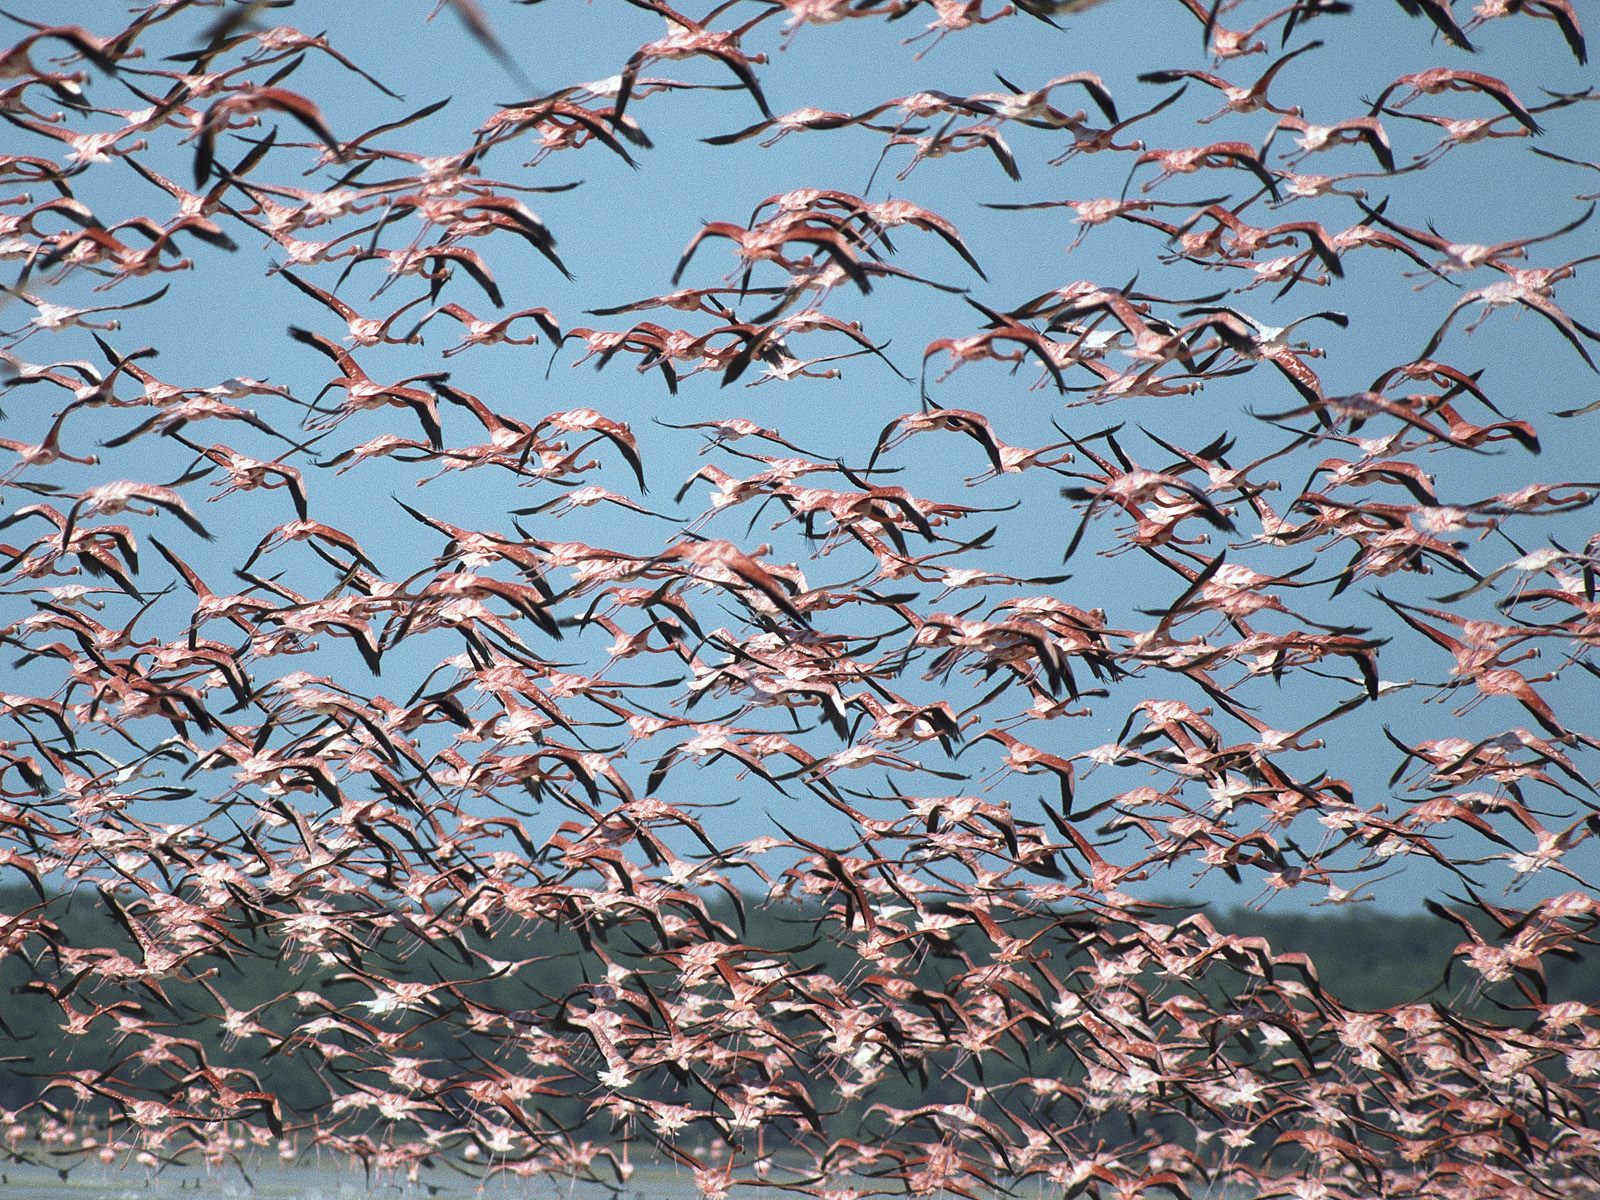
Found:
<box><xmin>2</xmin><ymin>0</ymin><xmax>1600</xmax><ymax>1196</ymax></box>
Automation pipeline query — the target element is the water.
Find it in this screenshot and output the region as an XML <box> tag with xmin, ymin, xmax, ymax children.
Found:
<box><xmin>0</xmin><ymin>1161</ymin><xmax>708</xmax><ymax>1200</ymax></box>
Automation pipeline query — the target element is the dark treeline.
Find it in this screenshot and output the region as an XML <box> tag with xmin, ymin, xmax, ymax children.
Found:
<box><xmin>2</xmin><ymin>883</ymin><xmax>1595</xmax><ymax>1144</ymax></box>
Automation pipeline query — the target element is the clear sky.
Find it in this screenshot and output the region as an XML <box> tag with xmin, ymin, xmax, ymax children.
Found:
<box><xmin>3</xmin><ymin>0</ymin><xmax>1599</xmax><ymax>916</ymax></box>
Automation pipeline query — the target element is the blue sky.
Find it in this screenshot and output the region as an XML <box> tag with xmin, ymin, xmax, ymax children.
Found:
<box><xmin>3</xmin><ymin>0</ymin><xmax>1599</xmax><ymax>915</ymax></box>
